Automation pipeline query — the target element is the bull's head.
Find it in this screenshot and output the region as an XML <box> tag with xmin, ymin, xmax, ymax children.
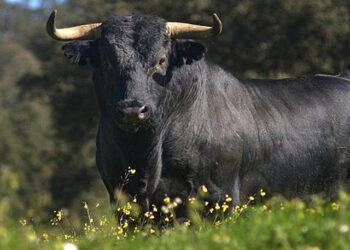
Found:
<box><xmin>47</xmin><ymin>10</ymin><xmax>222</xmax><ymax>133</ymax></box>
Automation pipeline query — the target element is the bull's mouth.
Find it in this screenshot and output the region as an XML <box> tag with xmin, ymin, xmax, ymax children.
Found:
<box><xmin>112</xmin><ymin>103</ymin><xmax>151</xmax><ymax>133</ymax></box>
<box><xmin>115</xmin><ymin>121</ymin><xmax>142</xmax><ymax>133</ymax></box>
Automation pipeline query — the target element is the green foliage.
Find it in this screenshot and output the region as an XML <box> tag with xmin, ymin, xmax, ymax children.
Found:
<box><xmin>0</xmin><ymin>38</ymin><xmax>55</xmax><ymax>220</ymax></box>
<box><xmin>212</xmin><ymin>0</ymin><xmax>350</xmax><ymax>77</ymax></box>
<box><xmin>2</xmin><ymin>195</ymin><xmax>350</xmax><ymax>249</ymax></box>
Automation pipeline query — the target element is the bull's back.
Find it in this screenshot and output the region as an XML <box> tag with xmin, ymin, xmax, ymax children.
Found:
<box><xmin>242</xmin><ymin>74</ymin><xmax>350</xmax><ymax>141</ymax></box>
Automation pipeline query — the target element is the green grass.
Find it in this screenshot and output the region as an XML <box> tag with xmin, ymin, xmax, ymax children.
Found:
<box><xmin>2</xmin><ymin>193</ymin><xmax>350</xmax><ymax>250</ymax></box>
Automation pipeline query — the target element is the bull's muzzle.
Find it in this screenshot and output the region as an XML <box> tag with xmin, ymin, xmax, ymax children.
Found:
<box><xmin>114</xmin><ymin>100</ymin><xmax>150</xmax><ymax>132</ymax></box>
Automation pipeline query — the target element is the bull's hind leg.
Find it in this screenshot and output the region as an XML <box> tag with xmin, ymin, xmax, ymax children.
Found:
<box><xmin>232</xmin><ymin>172</ymin><xmax>241</xmax><ymax>205</ymax></box>
<box><xmin>335</xmin><ymin>146</ymin><xmax>350</xmax><ymax>194</ymax></box>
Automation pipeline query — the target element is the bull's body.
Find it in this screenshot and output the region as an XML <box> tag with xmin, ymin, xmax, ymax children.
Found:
<box><xmin>97</xmin><ymin>61</ymin><xmax>350</xmax><ymax>206</ymax></box>
<box><xmin>52</xmin><ymin>13</ymin><xmax>350</xmax><ymax>209</ymax></box>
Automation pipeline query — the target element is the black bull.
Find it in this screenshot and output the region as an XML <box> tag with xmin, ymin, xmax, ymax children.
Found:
<box><xmin>56</xmin><ymin>14</ymin><xmax>350</xmax><ymax>209</ymax></box>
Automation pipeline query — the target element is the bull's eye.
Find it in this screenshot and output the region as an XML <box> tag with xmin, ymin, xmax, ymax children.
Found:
<box><xmin>159</xmin><ymin>57</ymin><xmax>166</xmax><ymax>65</ymax></box>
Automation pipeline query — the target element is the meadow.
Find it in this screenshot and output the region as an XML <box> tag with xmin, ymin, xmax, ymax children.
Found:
<box><xmin>2</xmin><ymin>189</ymin><xmax>350</xmax><ymax>250</ymax></box>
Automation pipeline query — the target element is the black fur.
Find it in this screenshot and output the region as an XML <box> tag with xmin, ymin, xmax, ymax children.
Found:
<box><xmin>62</xmin><ymin>14</ymin><xmax>350</xmax><ymax>209</ymax></box>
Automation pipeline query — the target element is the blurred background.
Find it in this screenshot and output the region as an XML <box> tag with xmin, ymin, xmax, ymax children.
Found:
<box><xmin>1</xmin><ymin>0</ymin><xmax>350</xmax><ymax>227</ymax></box>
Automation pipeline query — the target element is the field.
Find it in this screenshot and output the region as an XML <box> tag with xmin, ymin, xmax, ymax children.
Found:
<box><xmin>2</xmin><ymin>191</ymin><xmax>350</xmax><ymax>250</ymax></box>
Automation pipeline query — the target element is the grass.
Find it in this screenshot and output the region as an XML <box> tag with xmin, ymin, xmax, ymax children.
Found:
<box><xmin>2</xmin><ymin>191</ymin><xmax>350</xmax><ymax>250</ymax></box>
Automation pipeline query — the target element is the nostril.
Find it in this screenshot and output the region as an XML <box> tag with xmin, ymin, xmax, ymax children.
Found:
<box><xmin>139</xmin><ymin>105</ymin><xmax>149</xmax><ymax>114</ymax></box>
<box><xmin>138</xmin><ymin>105</ymin><xmax>149</xmax><ymax>120</ymax></box>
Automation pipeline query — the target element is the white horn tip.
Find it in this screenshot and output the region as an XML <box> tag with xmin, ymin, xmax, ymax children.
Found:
<box><xmin>212</xmin><ymin>13</ymin><xmax>222</xmax><ymax>36</ymax></box>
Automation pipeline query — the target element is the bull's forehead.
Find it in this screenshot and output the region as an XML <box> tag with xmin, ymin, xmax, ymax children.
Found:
<box><xmin>100</xmin><ymin>14</ymin><xmax>169</xmax><ymax>67</ymax></box>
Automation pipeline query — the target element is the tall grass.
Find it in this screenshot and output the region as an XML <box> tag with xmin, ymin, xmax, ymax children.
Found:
<box><xmin>2</xmin><ymin>189</ymin><xmax>350</xmax><ymax>250</ymax></box>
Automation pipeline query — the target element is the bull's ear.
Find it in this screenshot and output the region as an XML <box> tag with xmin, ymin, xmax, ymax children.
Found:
<box><xmin>62</xmin><ymin>41</ymin><xmax>99</xmax><ymax>67</ymax></box>
<box><xmin>174</xmin><ymin>40</ymin><xmax>207</xmax><ymax>65</ymax></box>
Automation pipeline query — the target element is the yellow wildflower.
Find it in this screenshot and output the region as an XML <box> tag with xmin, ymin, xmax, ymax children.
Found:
<box><xmin>161</xmin><ymin>206</ymin><xmax>169</xmax><ymax>214</ymax></box>
<box><xmin>215</xmin><ymin>220</ymin><xmax>222</xmax><ymax>226</ymax></box>
<box><xmin>163</xmin><ymin>196</ymin><xmax>170</xmax><ymax>204</ymax></box>
<box><xmin>332</xmin><ymin>202</ymin><xmax>340</xmax><ymax>211</ymax></box>
<box><xmin>42</xmin><ymin>232</ymin><xmax>48</xmax><ymax>241</ymax></box>
<box><xmin>19</xmin><ymin>219</ymin><xmax>27</xmax><ymax>226</ymax></box>
<box><xmin>339</xmin><ymin>224</ymin><xmax>349</xmax><ymax>233</ymax></box>
<box><xmin>174</xmin><ymin>197</ymin><xmax>182</xmax><ymax>204</ymax></box>
<box><xmin>215</xmin><ymin>203</ymin><xmax>220</xmax><ymax>210</ymax></box>
<box><xmin>99</xmin><ymin>216</ymin><xmax>107</xmax><ymax>226</ymax></box>
<box><xmin>225</xmin><ymin>195</ymin><xmax>232</xmax><ymax>202</ymax></box>
<box><xmin>261</xmin><ymin>205</ymin><xmax>268</xmax><ymax>211</ymax></box>
<box><xmin>56</xmin><ymin>210</ymin><xmax>63</xmax><ymax>221</ymax></box>
<box><xmin>117</xmin><ymin>226</ymin><xmax>123</xmax><ymax>234</ymax></box>
<box><xmin>184</xmin><ymin>220</ymin><xmax>191</xmax><ymax>227</ymax></box>
<box><xmin>188</xmin><ymin>197</ymin><xmax>196</xmax><ymax>204</ymax></box>
<box><xmin>144</xmin><ymin>211</ymin><xmax>155</xmax><ymax>219</ymax></box>
<box><xmin>222</xmin><ymin>203</ymin><xmax>229</xmax><ymax>212</ymax></box>
<box><xmin>128</xmin><ymin>167</ymin><xmax>136</xmax><ymax>175</ymax></box>
<box><xmin>260</xmin><ymin>189</ymin><xmax>266</xmax><ymax>197</ymax></box>
<box><xmin>201</xmin><ymin>185</ymin><xmax>208</xmax><ymax>193</ymax></box>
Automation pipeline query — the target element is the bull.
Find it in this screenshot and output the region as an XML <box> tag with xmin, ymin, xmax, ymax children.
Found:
<box><xmin>47</xmin><ymin>10</ymin><xmax>350</xmax><ymax>210</ymax></box>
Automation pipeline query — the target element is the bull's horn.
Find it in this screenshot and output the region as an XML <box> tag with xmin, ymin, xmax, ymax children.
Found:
<box><xmin>166</xmin><ymin>13</ymin><xmax>222</xmax><ymax>39</ymax></box>
<box><xmin>47</xmin><ymin>10</ymin><xmax>101</xmax><ymax>41</ymax></box>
